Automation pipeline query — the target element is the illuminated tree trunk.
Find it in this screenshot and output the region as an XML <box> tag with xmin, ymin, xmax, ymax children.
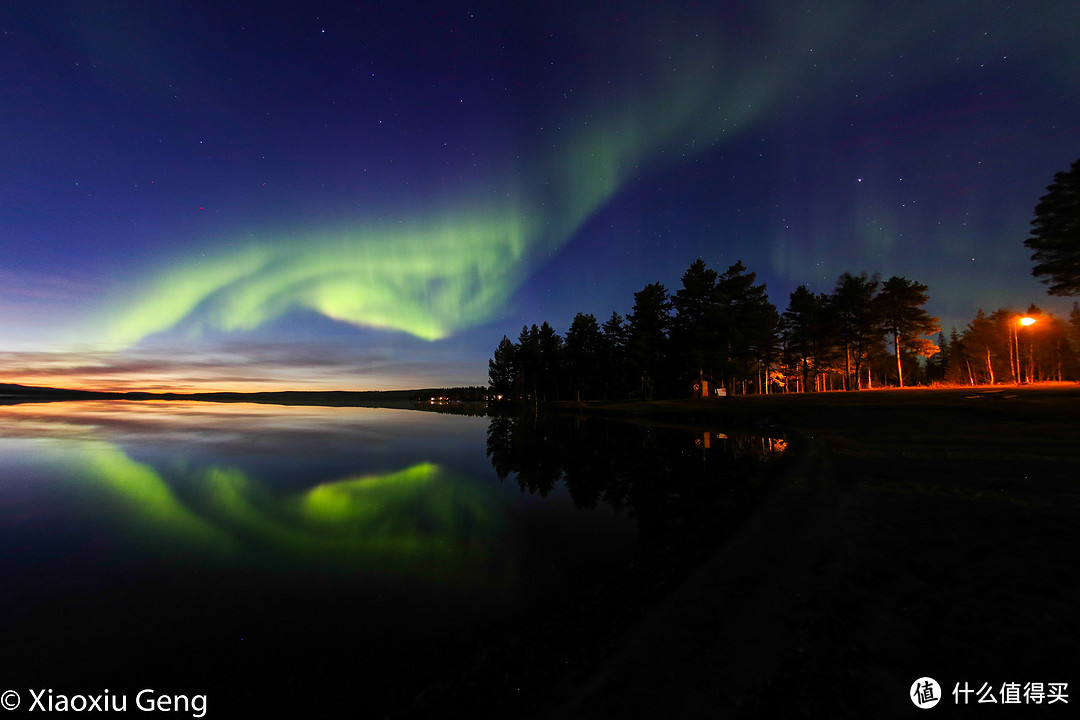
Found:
<box><xmin>1008</xmin><ymin>327</ymin><xmax>1018</xmax><ymax>382</ymax></box>
<box><xmin>845</xmin><ymin>346</ymin><xmax>852</xmax><ymax>390</ymax></box>
<box><xmin>894</xmin><ymin>331</ymin><xmax>904</xmax><ymax>388</ymax></box>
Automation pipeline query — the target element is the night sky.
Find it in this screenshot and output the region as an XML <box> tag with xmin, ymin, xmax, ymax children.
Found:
<box><xmin>2</xmin><ymin>1</ymin><xmax>1078</xmax><ymax>392</ymax></box>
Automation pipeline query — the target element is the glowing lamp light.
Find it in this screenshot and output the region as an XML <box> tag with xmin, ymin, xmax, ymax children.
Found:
<box><xmin>1019</xmin><ymin>316</ymin><xmax>1036</xmax><ymax>326</ymax></box>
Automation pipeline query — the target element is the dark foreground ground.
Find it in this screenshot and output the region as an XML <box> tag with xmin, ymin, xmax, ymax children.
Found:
<box><xmin>399</xmin><ymin>384</ymin><xmax>1079</xmax><ymax>719</ymax></box>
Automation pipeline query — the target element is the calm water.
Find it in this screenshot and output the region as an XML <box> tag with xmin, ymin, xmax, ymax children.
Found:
<box><xmin>0</xmin><ymin>401</ymin><xmax>782</xmax><ymax>717</ymax></box>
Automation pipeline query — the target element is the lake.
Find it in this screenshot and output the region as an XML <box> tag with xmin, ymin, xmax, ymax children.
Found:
<box><xmin>0</xmin><ymin>400</ymin><xmax>783</xmax><ymax>717</ymax></box>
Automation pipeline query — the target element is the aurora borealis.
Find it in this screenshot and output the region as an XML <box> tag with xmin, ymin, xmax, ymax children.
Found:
<box><xmin>2</xmin><ymin>1</ymin><xmax>1079</xmax><ymax>391</ymax></box>
<box><xmin>0</xmin><ymin>401</ymin><xmax>511</xmax><ymax>583</ymax></box>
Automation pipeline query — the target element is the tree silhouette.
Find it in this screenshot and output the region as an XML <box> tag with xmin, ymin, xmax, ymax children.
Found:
<box><xmin>925</xmin><ymin>330</ymin><xmax>949</xmax><ymax>383</ymax></box>
<box><xmin>516</xmin><ymin>325</ymin><xmax>541</xmax><ymax>402</ymax></box>
<box><xmin>536</xmin><ymin>321</ymin><xmax>562</xmax><ymax>402</ymax></box>
<box><xmin>671</xmin><ymin>259</ymin><xmax>721</xmax><ymax>387</ymax></box>
<box><xmin>488</xmin><ymin>335</ymin><xmax>517</xmax><ymax>399</ymax></box>
<box><xmin>953</xmin><ymin>306</ymin><xmax>1079</xmax><ymax>384</ymax></box>
<box><xmin>1026</xmin><ymin>158</ymin><xmax>1080</xmax><ymax>296</ymax></box>
<box><xmin>563</xmin><ymin>312</ymin><xmax>603</xmax><ymax>401</ymax></box>
<box><xmin>1070</xmin><ymin>303</ymin><xmax>1080</xmax><ymax>356</ymax></box>
<box><xmin>627</xmin><ymin>282</ymin><xmax>672</xmax><ymax>399</ymax></box>
<box><xmin>942</xmin><ymin>329</ymin><xmax>972</xmax><ymax>385</ymax></box>
<box><xmin>600</xmin><ymin>312</ymin><xmax>629</xmax><ymax>399</ymax></box>
<box><xmin>875</xmin><ymin>276</ymin><xmax>941</xmax><ymax>387</ymax></box>
<box><xmin>485</xmin><ymin>258</ymin><xmax>1032</xmax><ymax>395</ymax></box>
<box><xmin>963</xmin><ymin>309</ymin><xmax>1007</xmax><ymax>384</ymax></box>
<box><xmin>781</xmin><ymin>285</ymin><xmax>827</xmax><ymax>392</ymax></box>
<box><xmin>717</xmin><ymin>261</ymin><xmax>777</xmax><ymax>393</ymax></box>
<box><xmin>828</xmin><ymin>272</ymin><xmax>881</xmax><ymax>390</ymax></box>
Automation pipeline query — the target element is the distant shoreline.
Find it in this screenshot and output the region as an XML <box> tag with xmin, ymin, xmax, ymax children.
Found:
<box><xmin>5</xmin><ymin>380</ymin><xmax>1078</xmax><ymax>412</ymax></box>
<box><xmin>0</xmin><ymin>383</ymin><xmax>483</xmax><ymax>408</ymax></box>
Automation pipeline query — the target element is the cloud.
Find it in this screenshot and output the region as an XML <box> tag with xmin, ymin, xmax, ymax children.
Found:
<box><xmin>0</xmin><ymin>337</ymin><xmax>442</xmax><ymax>392</ymax></box>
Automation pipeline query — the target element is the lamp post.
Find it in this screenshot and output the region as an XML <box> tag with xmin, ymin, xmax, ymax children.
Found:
<box><xmin>1014</xmin><ymin>316</ymin><xmax>1036</xmax><ymax>383</ymax></box>
<box><xmin>1020</xmin><ymin>316</ymin><xmax>1036</xmax><ymax>382</ymax></box>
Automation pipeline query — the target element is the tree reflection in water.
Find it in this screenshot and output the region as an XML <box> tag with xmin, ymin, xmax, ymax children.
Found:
<box><xmin>487</xmin><ymin>412</ymin><xmax>785</xmax><ymax>541</ymax></box>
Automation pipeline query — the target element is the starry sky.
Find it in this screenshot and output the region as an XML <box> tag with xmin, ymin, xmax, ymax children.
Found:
<box><xmin>2</xmin><ymin>0</ymin><xmax>1078</xmax><ymax>392</ymax></box>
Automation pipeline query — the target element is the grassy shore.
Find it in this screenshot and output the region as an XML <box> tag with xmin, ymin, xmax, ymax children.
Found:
<box><xmin>397</xmin><ymin>384</ymin><xmax>1079</xmax><ymax>719</ymax></box>
<box><xmin>529</xmin><ymin>383</ymin><xmax>1080</xmax><ymax>718</ymax></box>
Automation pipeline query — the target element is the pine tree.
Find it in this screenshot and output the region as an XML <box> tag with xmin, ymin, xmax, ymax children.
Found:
<box><xmin>717</xmin><ymin>261</ymin><xmax>778</xmax><ymax>393</ymax></box>
<box><xmin>516</xmin><ymin>325</ymin><xmax>541</xmax><ymax>402</ymax></box>
<box><xmin>781</xmin><ymin>285</ymin><xmax>825</xmax><ymax>392</ymax></box>
<box><xmin>963</xmin><ymin>310</ymin><xmax>1007</xmax><ymax>384</ymax></box>
<box><xmin>488</xmin><ymin>335</ymin><xmax>518</xmax><ymax>400</ymax></box>
<box><xmin>1069</xmin><ymin>303</ymin><xmax>1080</xmax><ymax>356</ymax></box>
<box><xmin>627</xmin><ymin>282</ymin><xmax>672</xmax><ymax>399</ymax></box>
<box><xmin>923</xmin><ymin>331</ymin><xmax>948</xmax><ymax>383</ymax></box>
<box><xmin>828</xmin><ymin>272</ymin><xmax>881</xmax><ymax>390</ymax></box>
<box><xmin>564</xmin><ymin>313</ymin><xmax>603</xmax><ymax>401</ymax></box>
<box><xmin>536</xmin><ymin>321</ymin><xmax>562</xmax><ymax>401</ymax></box>
<box><xmin>1026</xmin><ymin>158</ymin><xmax>1080</xmax><ymax>296</ymax></box>
<box><xmin>671</xmin><ymin>259</ymin><xmax>721</xmax><ymax>388</ymax></box>
<box><xmin>600</xmin><ymin>312</ymin><xmax>629</xmax><ymax>399</ymax></box>
<box><xmin>943</xmin><ymin>329</ymin><xmax>972</xmax><ymax>385</ymax></box>
<box><xmin>875</xmin><ymin>276</ymin><xmax>941</xmax><ymax>387</ymax></box>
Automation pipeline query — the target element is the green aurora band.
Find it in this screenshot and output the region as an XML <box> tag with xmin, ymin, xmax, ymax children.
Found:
<box><xmin>101</xmin><ymin>12</ymin><xmax>789</xmax><ymax>347</ymax></box>
<box><xmin>106</xmin><ymin>215</ymin><xmax>529</xmax><ymax>344</ymax></box>
<box><xmin>74</xmin><ymin>439</ymin><xmax>510</xmax><ymax>586</ymax></box>
<box><xmin>103</xmin><ymin>1</ymin><xmax>962</xmax><ymax>346</ymax></box>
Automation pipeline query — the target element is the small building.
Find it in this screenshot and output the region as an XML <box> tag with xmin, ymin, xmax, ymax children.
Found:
<box><xmin>692</xmin><ymin>377</ymin><xmax>726</xmax><ymax>398</ymax></box>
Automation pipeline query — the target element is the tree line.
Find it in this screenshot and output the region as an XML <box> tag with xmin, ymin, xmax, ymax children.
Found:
<box><xmin>934</xmin><ymin>305</ymin><xmax>1080</xmax><ymax>385</ymax></box>
<box><xmin>486</xmin><ymin>154</ymin><xmax>1080</xmax><ymax>401</ymax></box>
<box><xmin>488</xmin><ymin>259</ymin><xmax>962</xmax><ymax>402</ymax></box>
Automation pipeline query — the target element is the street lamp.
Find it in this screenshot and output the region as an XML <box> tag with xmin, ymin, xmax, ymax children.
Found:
<box><xmin>1013</xmin><ymin>316</ymin><xmax>1037</xmax><ymax>383</ymax></box>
